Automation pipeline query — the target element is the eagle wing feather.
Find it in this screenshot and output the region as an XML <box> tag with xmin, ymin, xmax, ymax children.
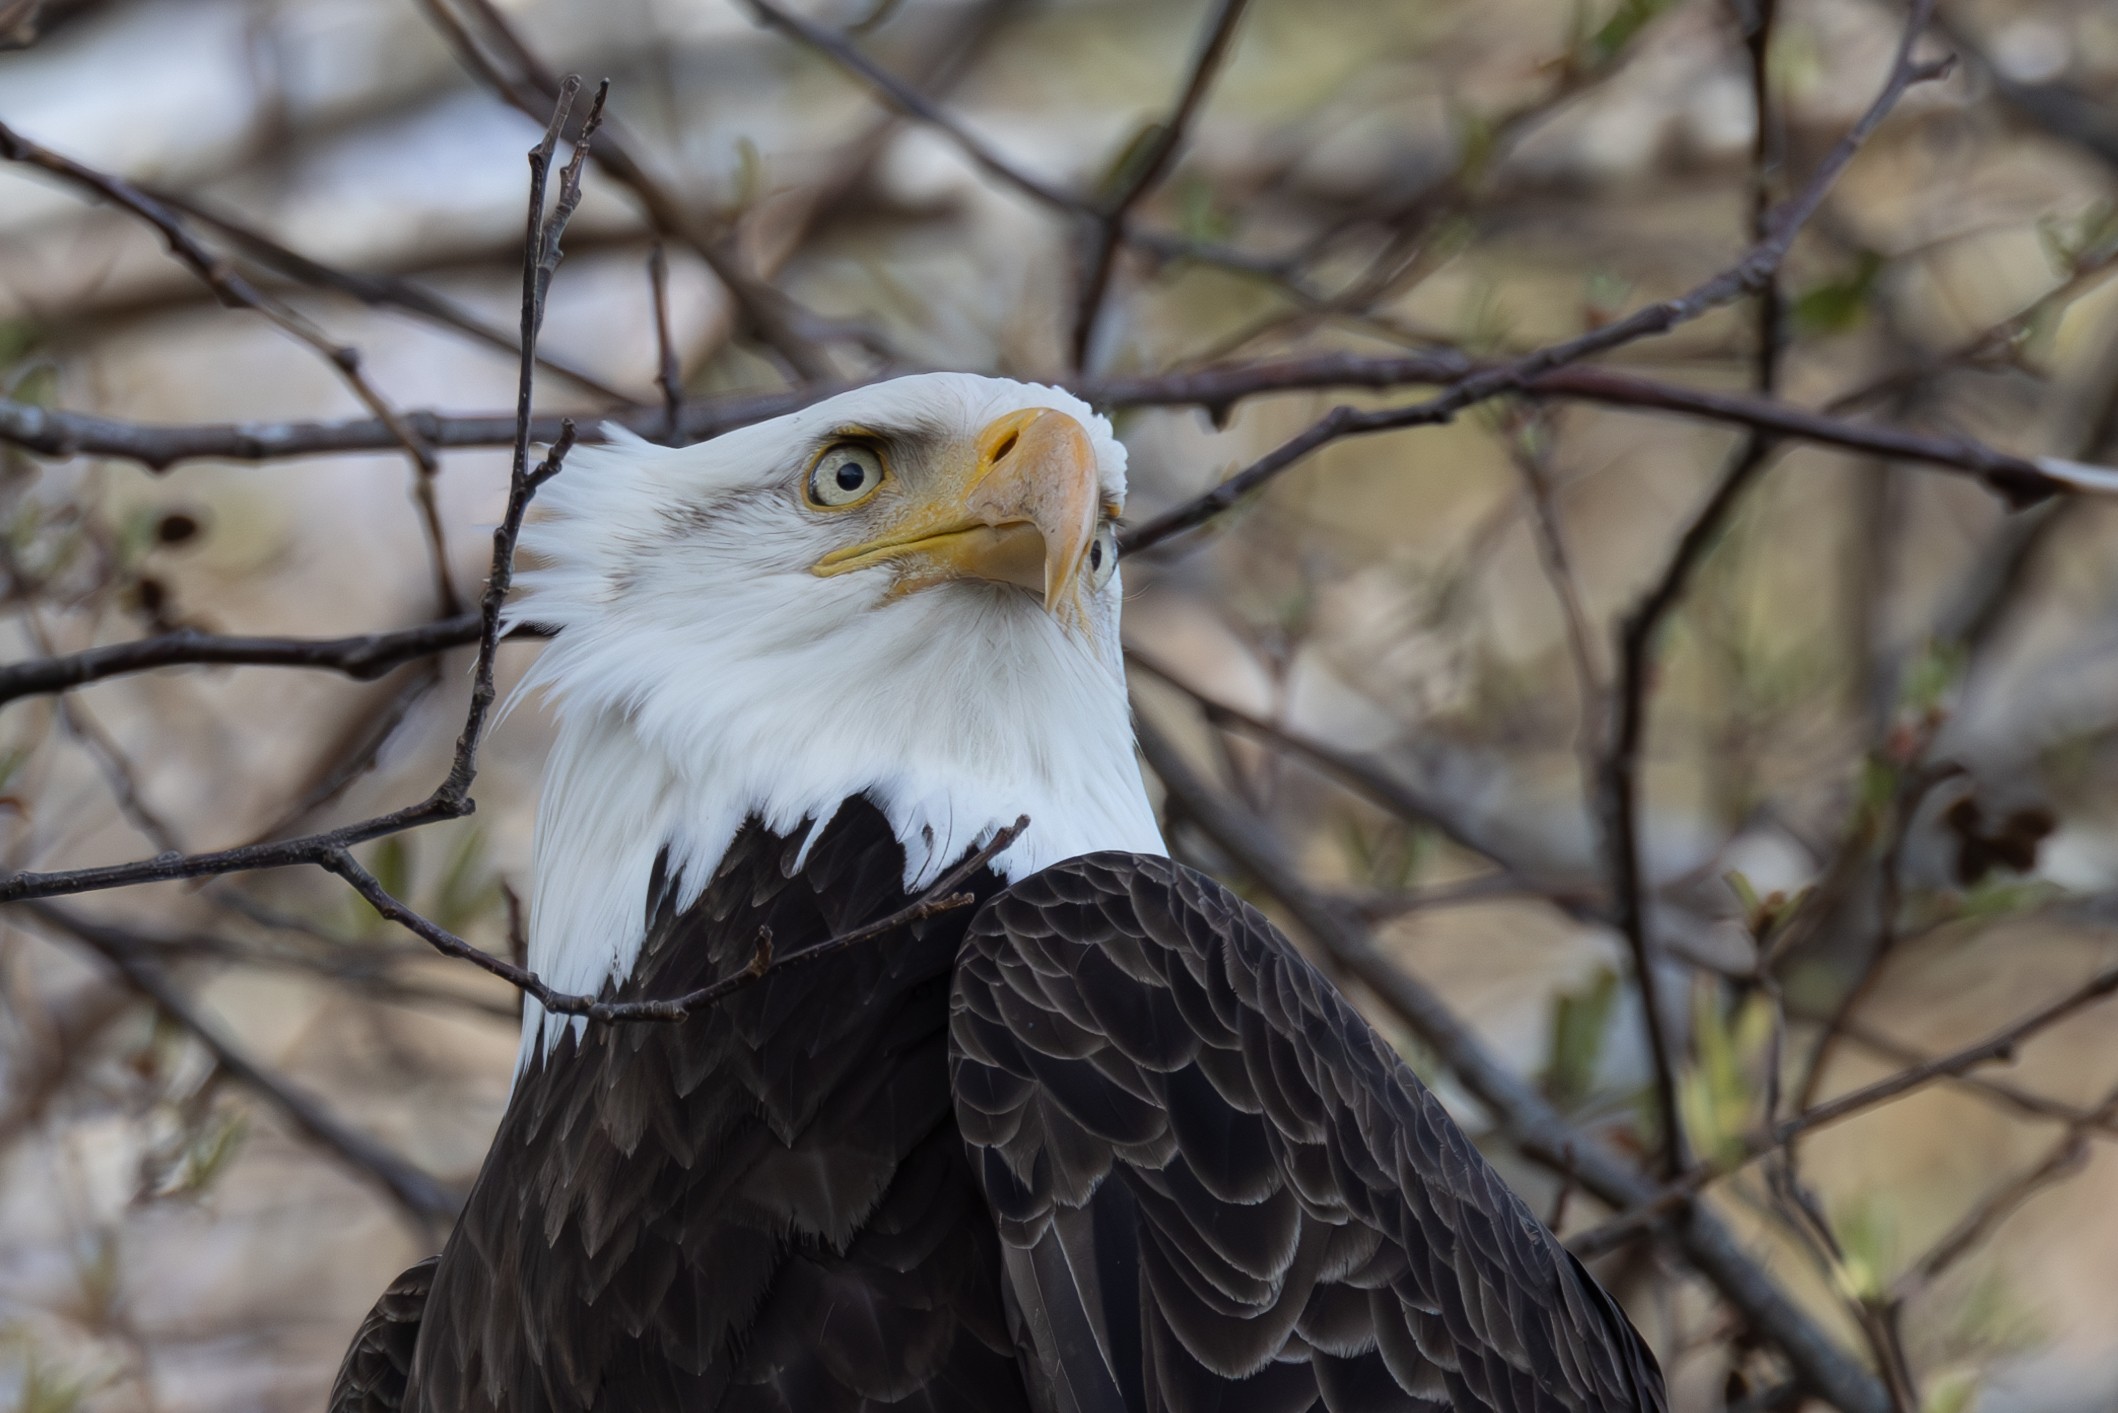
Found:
<box><xmin>950</xmin><ymin>852</ymin><xmax>1667</xmax><ymax>1413</ymax></box>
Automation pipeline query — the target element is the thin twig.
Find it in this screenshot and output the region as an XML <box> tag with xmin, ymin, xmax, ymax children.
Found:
<box><xmin>1504</xmin><ymin>410</ymin><xmax>1604</xmax><ymax>798</ymax></box>
<box><xmin>145</xmin><ymin>183</ymin><xmax>631</xmax><ymax>404</ymax></box>
<box><xmin>1069</xmin><ymin>0</ymin><xmax>1250</xmax><ymax>368</ymax></box>
<box><xmin>0</xmin><ymin>614</ymin><xmax>498</xmax><ymax>709</ymax></box>
<box><xmin>1891</xmin><ymin>1080</ymin><xmax>2118</xmax><ymax>1300</ymax></box>
<box><xmin>648</xmin><ymin>244</ymin><xmax>682</xmax><ymax>435</ymax></box>
<box><xmin>0</xmin><ymin>118</ymin><xmax>463</xmax><ymax>614</ymax></box>
<box><xmin>15</xmin><ymin>903</ymin><xmax>464</xmax><ymax>1223</ymax></box>
<box><xmin>1132</xmin><ymin>713</ymin><xmax>1892</xmax><ymax>1413</ymax></box>
<box><xmin>326</xmin><ymin>816</ymin><xmax>1024</xmax><ymax>1024</ymax></box>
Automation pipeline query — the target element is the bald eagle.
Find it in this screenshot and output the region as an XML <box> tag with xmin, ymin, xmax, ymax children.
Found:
<box><xmin>330</xmin><ymin>374</ymin><xmax>1665</xmax><ymax>1413</ymax></box>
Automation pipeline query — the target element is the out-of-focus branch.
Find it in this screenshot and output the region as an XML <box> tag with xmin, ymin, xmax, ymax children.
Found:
<box><xmin>0</xmin><ymin>615</ymin><xmax>494</xmax><ymax>709</ymax></box>
<box><xmin>1931</xmin><ymin>4</ymin><xmax>2118</xmax><ymax>172</ymax></box>
<box><xmin>0</xmin><ymin>81</ymin><xmax>605</xmax><ymax>907</ymax></box>
<box><xmin>647</xmin><ymin>244</ymin><xmax>682</xmax><ymax>434</ymax></box>
<box><xmin>1132</xmin><ymin>713</ymin><xmax>1893</xmax><ymax>1413</ymax></box>
<box><xmin>17</xmin><ymin>902</ymin><xmax>465</xmax><ymax>1223</ymax></box>
<box><xmin>2</xmin><ymin>352</ymin><xmax>2098</xmax><ymax>506</ymax></box>
<box><xmin>1575</xmin><ymin>948</ymin><xmax>2118</xmax><ymax>1255</ymax></box>
<box><xmin>0</xmin><ymin>117</ymin><xmax>462</xmax><ymax>612</ymax></box>
<box><xmin>144</xmin><ymin>185</ymin><xmax>632</xmax><ymax>405</ymax></box>
<box><xmin>1503</xmin><ymin>410</ymin><xmax>1604</xmax><ymax>796</ymax></box>
<box><xmin>1069</xmin><ymin>0</ymin><xmax>1249</xmax><ymax>368</ymax></box>
<box><xmin>737</xmin><ymin>0</ymin><xmax>1084</xmax><ymax>212</ymax></box>
<box><xmin>0</xmin><ymin>976</ymin><xmax>131</xmax><ymax>1149</ymax></box>
<box><xmin>1891</xmin><ymin>1080</ymin><xmax>2118</xmax><ymax>1301</ymax></box>
<box><xmin>1126</xmin><ymin>1</ymin><xmax>1956</xmax><ymax>553</ymax></box>
<box><xmin>1125</xmin><ymin>647</ymin><xmax>1573</xmax><ymax>895</ymax></box>
<box><xmin>416</xmin><ymin>0</ymin><xmax>837</xmax><ymax>380</ymax></box>
<box><xmin>733</xmin><ymin>0</ymin><xmax>1279</xmax><ymax>287</ymax></box>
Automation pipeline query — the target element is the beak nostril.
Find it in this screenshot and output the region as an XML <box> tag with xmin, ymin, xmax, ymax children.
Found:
<box><xmin>991</xmin><ymin>432</ymin><xmax>1019</xmax><ymax>463</ymax></box>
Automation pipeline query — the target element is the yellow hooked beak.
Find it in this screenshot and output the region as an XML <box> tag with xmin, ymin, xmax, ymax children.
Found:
<box><xmin>812</xmin><ymin>407</ymin><xmax>1103</xmax><ymax>619</ymax></box>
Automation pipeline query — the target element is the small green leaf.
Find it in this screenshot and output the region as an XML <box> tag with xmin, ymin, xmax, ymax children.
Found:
<box><xmin>1096</xmin><ymin>121</ymin><xmax>1170</xmax><ymax>204</ymax></box>
<box><xmin>1680</xmin><ymin>985</ymin><xmax>1773</xmax><ymax>1166</ymax></box>
<box><xmin>1791</xmin><ymin>250</ymin><xmax>1885</xmax><ymax>336</ymax></box>
<box><xmin>145</xmin><ymin>1108</ymin><xmax>249</xmax><ymax>1202</ymax></box>
<box><xmin>0</xmin><ymin>318</ymin><xmax>40</xmax><ymax>368</ymax></box>
<box><xmin>13</xmin><ymin>1354</ymin><xmax>91</xmax><ymax>1413</ymax></box>
<box><xmin>371</xmin><ymin>834</ymin><xmax>413</xmax><ymax>902</ymax></box>
<box><xmin>731</xmin><ymin>136</ymin><xmax>766</xmax><ymax>214</ymax></box>
<box><xmin>431</xmin><ymin>825</ymin><xmax>500</xmax><ymax>934</ymax></box>
<box><xmin>1922</xmin><ymin>1368</ymin><xmax>1980</xmax><ymax>1413</ymax></box>
<box><xmin>1833</xmin><ymin>1195</ymin><xmax>1898</xmax><ymax>1303</ymax></box>
<box><xmin>1584</xmin><ymin>0</ymin><xmax>1677</xmax><ymax>67</ymax></box>
<box><xmin>1174</xmin><ymin>172</ymin><xmax>1235</xmax><ymax>245</ymax></box>
<box><xmin>1900</xmin><ymin>638</ymin><xmax>1967</xmax><ymax>718</ymax></box>
<box><xmin>1543</xmin><ymin>966</ymin><xmax>1618</xmax><ymax>1109</ymax></box>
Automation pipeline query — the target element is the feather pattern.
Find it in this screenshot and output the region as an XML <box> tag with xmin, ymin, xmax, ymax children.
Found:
<box><xmin>951</xmin><ymin>852</ymin><xmax>1668</xmax><ymax>1413</ymax></box>
<box><xmin>342</xmin><ymin>801</ymin><xmax>1033</xmax><ymax>1413</ymax></box>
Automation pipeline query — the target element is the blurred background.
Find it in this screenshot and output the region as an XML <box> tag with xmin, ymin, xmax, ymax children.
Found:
<box><xmin>1</xmin><ymin>0</ymin><xmax>2116</xmax><ymax>1408</ymax></box>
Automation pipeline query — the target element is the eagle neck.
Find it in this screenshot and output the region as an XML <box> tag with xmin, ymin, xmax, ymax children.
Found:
<box><xmin>516</xmin><ymin>633</ymin><xmax>1164</xmax><ymax>1066</ymax></box>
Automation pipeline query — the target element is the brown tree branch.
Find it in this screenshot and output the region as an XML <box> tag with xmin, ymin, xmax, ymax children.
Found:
<box><xmin>416</xmin><ymin>0</ymin><xmax>837</xmax><ymax>381</ymax></box>
<box><xmin>1123</xmin><ymin>4</ymin><xmax>1957</xmax><ymax>553</ymax></box>
<box><xmin>143</xmin><ymin>184</ymin><xmax>632</xmax><ymax>405</ymax></box>
<box><xmin>15</xmin><ymin>902</ymin><xmax>465</xmax><ymax>1224</ymax></box>
<box><xmin>1069</xmin><ymin>0</ymin><xmax>1250</xmax><ymax>368</ymax></box>
<box><xmin>0</xmin><ymin>118</ymin><xmax>464</xmax><ymax>614</ymax></box>
<box><xmin>0</xmin><ymin>354</ymin><xmax>2090</xmax><ymax>509</ymax></box>
<box><xmin>1132</xmin><ymin>713</ymin><xmax>1892</xmax><ymax>1413</ymax></box>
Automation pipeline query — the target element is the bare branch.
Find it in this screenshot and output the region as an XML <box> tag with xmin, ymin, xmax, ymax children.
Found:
<box><xmin>1132</xmin><ymin>713</ymin><xmax>1893</xmax><ymax>1413</ymax></box>
<box><xmin>1070</xmin><ymin>0</ymin><xmax>1250</xmax><ymax>368</ymax></box>
<box><xmin>648</xmin><ymin>244</ymin><xmax>682</xmax><ymax>435</ymax></box>
<box><xmin>737</xmin><ymin>0</ymin><xmax>1085</xmax><ymax>213</ymax></box>
<box><xmin>326</xmin><ymin>816</ymin><xmax>1026</xmax><ymax>1024</ymax></box>
<box><xmin>0</xmin><ymin>117</ymin><xmax>465</xmax><ymax>612</ymax></box>
<box><xmin>1124</xmin><ymin>5</ymin><xmax>1958</xmax><ymax>553</ymax></box>
<box><xmin>145</xmin><ymin>184</ymin><xmax>632</xmax><ymax>404</ymax></box>
<box><xmin>1892</xmin><ymin>1081</ymin><xmax>2118</xmax><ymax>1300</ymax></box>
<box><xmin>0</xmin><ymin>353</ymin><xmax>2086</xmax><ymax>510</ymax></box>
<box><xmin>15</xmin><ymin>902</ymin><xmax>465</xmax><ymax>1224</ymax></box>
<box><xmin>0</xmin><ymin>615</ymin><xmax>494</xmax><ymax>709</ymax></box>
<box><xmin>416</xmin><ymin>0</ymin><xmax>837</xmax><ymax>380</ymax></box>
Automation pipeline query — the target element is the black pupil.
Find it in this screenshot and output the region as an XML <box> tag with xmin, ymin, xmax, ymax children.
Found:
<box><xmin>834</xmin><ymin>459</ymin><xmax>867</xmax><ymax>491</ymax></box>
<box><xmin>1090</xmin><ymin>540</ymin><xmax>1104</xmax><ymax>570</ymax></box>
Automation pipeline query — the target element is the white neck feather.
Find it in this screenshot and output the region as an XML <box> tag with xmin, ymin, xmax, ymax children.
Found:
<box><xmin>506</xmin><ymin>395</ymin><xmax>1164</xmax><ymax>1065</ymax></box>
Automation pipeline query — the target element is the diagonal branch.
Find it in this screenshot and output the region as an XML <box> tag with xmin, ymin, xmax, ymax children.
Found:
<box><xmin>1069</xmin><ymin>0</ymin><xmax>1249</xmax><ymax>368</ymax></box>
<box><xmin>325</xmin><ymin>816</ymin><xmax>1025</xmax><ymax>1024</ymax></box>
<box><xmin>1133</xmin><ymin>713</ymin><xmax>1892</xmax><ymax>1413</ymax></box>
<box><xmin>416</xmin><ymin>0</ymin><xmax>836</xmax><ymax>381</ymax></box>
<box><xmin>15</xmin><ymin>902</ymin><xmax>464</xmax><ymax>1224</ymax></box>
<box><xmin>1122</xmin><ymin>3</ymin><xmax>1955</xmax><ymax>553</ymax></box>
<box><xmin>143</xmin><ymin>184</ymin><xmax>632</xmax><ymax>404</ymax></box>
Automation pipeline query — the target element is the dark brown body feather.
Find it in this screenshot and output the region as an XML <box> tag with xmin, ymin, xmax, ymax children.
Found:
<box><xmin>333</xmin><ymin>807</ymin><xmax>1663</xmax><ymax>1413</ymax></box>
<box><xmin>954</xmin><ymin>854</ymin><xmax>1666</xmax><ymax>1413</ymax></box>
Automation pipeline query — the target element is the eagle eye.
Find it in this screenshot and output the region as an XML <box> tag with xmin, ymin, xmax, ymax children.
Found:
<box><xmin>806</xmin><ymin>442</ymin><xmax>886</xmax><ymax>508</ymax></box>
<box><xmin>1086</xmin><ymin>522</ymin><xmax>1118</xmax><ymax>590</ymax></box>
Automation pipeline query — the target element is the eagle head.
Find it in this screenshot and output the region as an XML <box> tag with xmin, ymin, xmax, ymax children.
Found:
<box><xmin>507</xmin><ymin>373</ymin><xmax>1166</xmax><ymax>1050</ymax></box>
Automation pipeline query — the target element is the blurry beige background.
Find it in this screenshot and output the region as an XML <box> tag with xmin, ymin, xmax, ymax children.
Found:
<box><xmin>1</xmin><ymin>0</ymin><xmax>2116</xmax><ymax>1408</ymax></box>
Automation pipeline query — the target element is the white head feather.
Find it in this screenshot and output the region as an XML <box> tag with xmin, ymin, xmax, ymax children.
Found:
<box><xmin>505</xmin><ymin>372</ymin><xmax>1165</xmax><ymax>1060</ymax></box>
